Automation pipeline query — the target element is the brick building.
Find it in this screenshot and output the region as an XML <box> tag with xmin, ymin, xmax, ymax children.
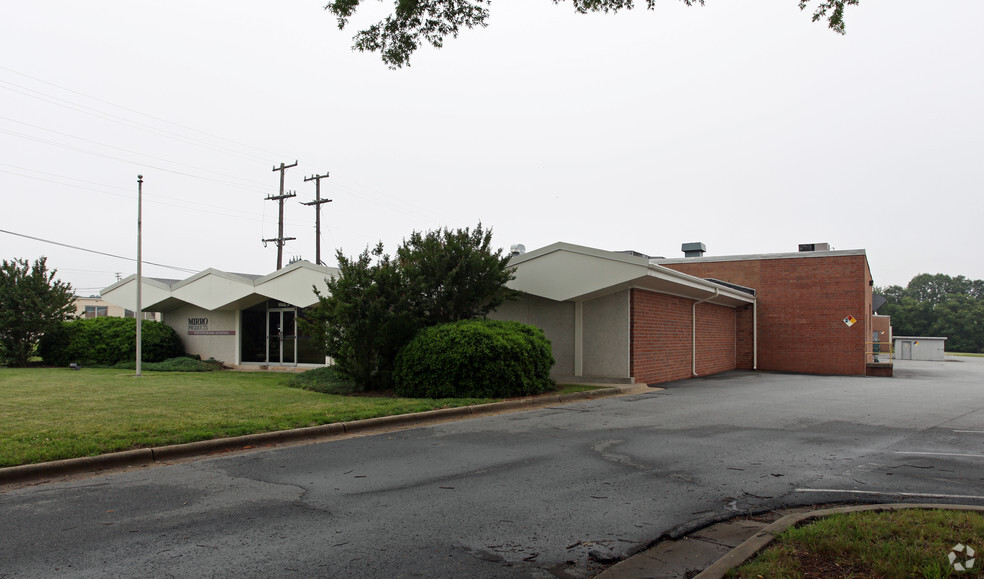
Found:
<box><xmin>490</xmin><ymin>243</ymin><xmax>756</xmax><ymax>384</ymax></box>
<box><xmin>655</xmin><ymin>245</ymin><xmax>875</xmax><ymax>376</ymax></box>
<box><xmin>494</xmin><ymin>242</ymin><xmax>880</xmax><ymax>384</ymax></box>
<box><xmin>99</xmin><ymin>241</ymin><xmax>882</xmax><ymax>382</ymax></box>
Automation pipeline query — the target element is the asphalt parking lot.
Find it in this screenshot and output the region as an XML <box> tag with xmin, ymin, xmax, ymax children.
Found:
<box><xmin>2</xmin><ymin>357</ymin><xmax>982</xmax><ymax>578</ymax></box>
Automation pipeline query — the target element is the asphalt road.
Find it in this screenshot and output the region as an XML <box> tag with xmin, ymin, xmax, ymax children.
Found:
<box><xmin>3</xmin><ymin>358</ymin><xmax>984</xmax><ymax>578</ymax></box>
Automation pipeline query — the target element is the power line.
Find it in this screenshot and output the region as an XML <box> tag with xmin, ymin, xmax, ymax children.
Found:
<box><xmin>0</xmin><ymin>68</ymin><xmax>458</xmax><ymax>229</ymax></box>
<box><xmin>0</xmin><ymin>114</ymin><xmax>271</xmax><ymax>192</ymax></box>
<box><xmin>0</xmin><ymin>77</ymin><xmax>273</xmax><ymax>165</ymax></box>
<box><xmin>0</xmin><ymin>64</ymin><xmax>287</xmax><ymax>163</ymax></box>
<box><xmin>0</xmin><ymin>228</ymin><xmax>199</xmax><ymax>274</ymax></box>
<box><xmin>0</xmin><ymin>162</ymin><xmax>302</xmax><ymax>225</ymax></box>
<box><xmin>0</xmin><ymin>126</ymin><xmax>269</xmax><ymax>194</ymax></box>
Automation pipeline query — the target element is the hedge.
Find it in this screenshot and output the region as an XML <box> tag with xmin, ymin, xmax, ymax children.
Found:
<box><xmin>38</xmin><ymin>316</ymin><xmax>184</xmax><ymax>366</ymax></box>
<box><xmin>393</xmin><ymin>319</ymin><xmax>554</xmax><ymax>398</ymax></box>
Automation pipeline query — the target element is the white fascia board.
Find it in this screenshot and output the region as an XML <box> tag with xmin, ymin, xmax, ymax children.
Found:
<box><xmin>100</xmin><ymin>275</ymin><xmax>174</xmax><ymax>311</ymax></box>
<box><xmin>646</xmin><ymin>264</ymin><xmax>756</xmax><ymax>305</ymax></box>
<box><xmin>507</xmin><ymin>242</ymin><xmax>756</xmax><ymax>305</ymax></box>
<box><xmin>509</xmin><ymin>242</ymin><xmax>649</xmax><ymax>268</ymax></box>
<box><xmin>255</xmin><ymin>261</ymin><xmax>339</xmax><ymax>308</ymax></box>
<box><xmin>507</xmin><ymin>243</ymin><xmax>649</xmax><ymax>302</ymax></box>
<box><xmin>654</xmin><ymin>248</ymin><xmax>867</xmax><ymax>266</ymax></box>
<box><xmin>170</xmin><ymin>269</ymin><xmax>256</xmax><ymax>311</ymax></box>
<box><xmin>168</xmin><ymin>268</ymin><xmax>255</xmax><ymax>292</ymax></box>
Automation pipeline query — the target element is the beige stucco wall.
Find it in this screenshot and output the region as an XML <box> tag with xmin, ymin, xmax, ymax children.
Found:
<box><xmin>164</xmin><ymin>305</ymin><xmax>239</xmax><ymax>365</ymax></box>
<box><xmin>582</xmin><ymin>290</ymin><xmax>630</xmax><ymax>379</ymax></box>
<box><xmin>490</xmin><ymin>295</ymin><xmax>575</xmax><ymax>377</ymax></box>
<box><xmin>73</xmin><ymin>296</ymin><xmax>160</xmax><ymax>321</ymax></box>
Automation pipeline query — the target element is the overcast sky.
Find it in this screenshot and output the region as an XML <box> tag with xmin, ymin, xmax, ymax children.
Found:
<box><xmin>2</xmin><ymin>1</ymin><xmax>982</xmax><ymax>295</ymax></box>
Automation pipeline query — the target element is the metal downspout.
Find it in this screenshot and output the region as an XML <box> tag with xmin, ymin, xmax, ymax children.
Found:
<box><xmin>753</xmin><ymin>300</ymin><xmax>758</xmax><ymax>370</ymax></box>
<box><xmin>692</xmin><ymin>288</ymin><xmax>719</xmax><ymax>376</ymax></box>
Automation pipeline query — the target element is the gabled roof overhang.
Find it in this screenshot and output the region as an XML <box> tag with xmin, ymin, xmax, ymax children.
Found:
<box><xmin>169</xmin><ymin>269</ymin><xmax>255</xmax><ymax>311</ymax></box>
<box><xmin>254</xmin><ymin>261</ymin><xmax>338</xmax><ymax>308</ymax></box>
<box><xmin>100</xmin><ymin>276</ymin><xmax>175</xmax><ymax>312</ymax></box>
<box><xmin>507</xmin><ymin>242</ymin><xmax>755</xmax><ymax>307</ymax></box>
<box><xmin>99</xmin><ymin>261</ymin><xmax>338</xmax><ymax>313</ymax></box>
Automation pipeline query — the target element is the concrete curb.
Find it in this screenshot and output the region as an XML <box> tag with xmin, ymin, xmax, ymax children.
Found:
<box><xmin>0</xmin><ymin>384</ymin><xmax>639</xmax><ymax>486</ymax></box>
<box><xmin>694</xmin><ymin>503</ymin><xmax>984</xmax><ymax>578</ymax></box>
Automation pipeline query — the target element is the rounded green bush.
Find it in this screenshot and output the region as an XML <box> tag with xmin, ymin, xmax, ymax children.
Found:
<box><xmin>393</xmin><ymin>319</ymin><xmax>555</xmax><ymax>398</ymax></box>
<box><xmin>286</xmin><ymin>366</ymin><xmax>358</xmax><ymax>395</ymax></box>
<box><xmin>38</xmin><ymin>317</ymin><xmax>184</xmax><ymax>366</ymax></box>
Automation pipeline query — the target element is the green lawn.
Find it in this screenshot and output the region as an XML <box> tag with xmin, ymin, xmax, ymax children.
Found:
<box><xmin>730</xmin><ymin>509</ymin><xmax>984</xmax><ymax>578</ymax></box>
<box><xmin>0</xmin><ymin>367</ymin><xmax>503</xmax><ymax>467</ymax></box>
<box><xmin>949</xmin><ymin>352</ymin><xmax>984</xmax><ymax>357</ymax></box>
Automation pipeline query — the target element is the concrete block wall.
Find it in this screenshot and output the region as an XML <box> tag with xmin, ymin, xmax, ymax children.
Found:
<box><xmin>581</xmin><ymin>291</ymin><xmax>630</xmax><ymax>379</ymax></box>
<box><xmin>663</xmin><ymin>254</ymin><xmax>871</xmax><ymax>376</ymax></box>
<box><xmin>490</xmin><ymin>295</ymin><xmax>576</xmax><ymax>377</ymax></box>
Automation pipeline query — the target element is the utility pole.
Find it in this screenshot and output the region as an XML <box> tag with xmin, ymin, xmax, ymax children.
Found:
<box><xmin>302</xmin><ymin>171</ymin><xmax>332</xmax><ymax>266</ymax></box>
<box><xmin>263</xmin><ymin>161</ymin><xmax>298</xmax><ymax>270</ymax></box>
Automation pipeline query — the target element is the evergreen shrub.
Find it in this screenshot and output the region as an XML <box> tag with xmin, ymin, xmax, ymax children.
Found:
<box><xmin>113</xmin><ymin>356</ymin><xmax>222</xmax><ymax>372</ymax></box>
<box><xmin>286</xmin><ymin>366</ymin><xmax>358</xmax><ymax>395</ymax></box>
<box><xmin>38</xmin><ymin>317</ymin><xmax>183</xmax><ymax>366</ymax></box>
<box><xmin>393</xmin><ymin>319</ymin><xmax>554</xmax><ymax>398</ymax></box>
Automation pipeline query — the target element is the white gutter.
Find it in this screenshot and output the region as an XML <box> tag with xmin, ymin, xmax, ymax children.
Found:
<box><xmin>648</xmin><ymin>263</ymin><xmax>755</xmax><ymax>305</ymax></box>
<box><xmin>692</xmin><ymin>288</ymin><xmax>719</xmax><ymax>376</ymax></box>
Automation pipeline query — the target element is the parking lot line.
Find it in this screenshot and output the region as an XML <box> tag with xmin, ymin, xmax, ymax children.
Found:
<box><xmin>796</xmin><ymin>489</ymin><xmax>984</xmax><ymax>500</ymax></box>
<box><xmin>895</xmin><ymin>451</ymin><xmax>984</xmax><ymax>458</ymax></box>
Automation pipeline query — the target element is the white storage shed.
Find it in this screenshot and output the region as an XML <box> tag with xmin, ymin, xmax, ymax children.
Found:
<box><xmin>893</xmin><ymin>336</ymin><xmax>947</xmax><ymax>361</ymax></box>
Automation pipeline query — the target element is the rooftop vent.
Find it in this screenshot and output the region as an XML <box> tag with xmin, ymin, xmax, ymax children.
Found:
<box><xmin>682</xmin><ymin>242</ymin><xmax>706</xmax><ymax>258</ymax></box>
<box><xmin>798</xmin><ymin>243</ymin><xmax>831</xmax><ymax>252</ymax></box>
<box><xmin>617</xmin><ymin>250</ymin><xmax>653</xmax><ymax>259</ymax></box>
<box><xmin>510</xmin><ymin>244</ymin><xmax>526</xmax><ymax>257</ymax></box>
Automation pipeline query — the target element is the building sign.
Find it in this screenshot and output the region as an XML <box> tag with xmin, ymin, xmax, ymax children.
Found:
<box><xmin>843</xmin><ymin>315</ymin><xmax>857</xmax><ymax>327</ymax></box>
<box><xmin>187</xmin><ymin>317</ymin><xmax>235</xmax><ymax>336</ymax></box>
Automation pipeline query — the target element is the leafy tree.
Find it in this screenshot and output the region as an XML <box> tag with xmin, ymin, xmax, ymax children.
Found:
<box><xmin>301</xmin><ymin>224</ymin><xmax>516</xmax><ymax>391</ymax></box>
<box><xmin>876</xmin><ymin>273</ymin><xmax>984</xmax><ymax>354</ymax></box>
<box><xmin>301</xmin><ymin>243</ymin><xmax>417</xmax><ymax>391</ymax></box>
<box><xmin>326</xmin><ymin>0</ymin><xmax>860</xmax><ymax>68</ymax></box>
<box><xmin>398</xmin><ymin>223</ymin><xmax>515</xmax><ymax>327</ymax></box>
<box><xmin>905</xmin><ymin>273</ymin><xmax>972</xmax><ymax>305</ymax></box>
<box><xmin>0</xmin><ymin>257</ymin><xmax>76</xmax><ymax>367</ymax></box>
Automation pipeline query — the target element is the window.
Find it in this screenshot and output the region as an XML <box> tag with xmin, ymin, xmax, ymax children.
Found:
<box><xmin>84</xmin><ymin>305</ymin><xmax>109</xmax><ymax>318</ymax></box>
<box><xmin>125</xmin><ymin>309</ymin><xmax>157</xmax><ymax>320</ymax></box>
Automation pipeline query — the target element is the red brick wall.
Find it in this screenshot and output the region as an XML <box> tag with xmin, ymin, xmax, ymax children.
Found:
<box><xmin>630</xmin><ymin>289</ymin><xmax>738</xmax><ymax>384</ymax></box>
<box><xmin>663</xmin><ymin>255</ymin><xmax>870</xmax><ymax>375</ymax></box>
<box><xmin>735</xmin><ymin>304</ymin><xmax>754</xmax><ymax>370</ymax></box>
<box><xmin>695</xmin><ymin>302</ymin><xmax>737</xmax><ymax>376</ymax></box>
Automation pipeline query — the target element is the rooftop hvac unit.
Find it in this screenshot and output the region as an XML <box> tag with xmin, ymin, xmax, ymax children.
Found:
<box><xmin>682</xmin><ymin>242</ymin><xmax>706</xmax><ymax>258</ymax></box>
<box><xmin>798</xmin><ymin>243</ymin><xmax>831</xmax><ymax>252</ymax></box>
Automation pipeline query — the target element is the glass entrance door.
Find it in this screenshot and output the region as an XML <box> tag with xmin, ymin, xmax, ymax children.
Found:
<box><xmin>267</xmin><ymin>309</ymin><xmax>296</xmax><ymax>364</ymax></box>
